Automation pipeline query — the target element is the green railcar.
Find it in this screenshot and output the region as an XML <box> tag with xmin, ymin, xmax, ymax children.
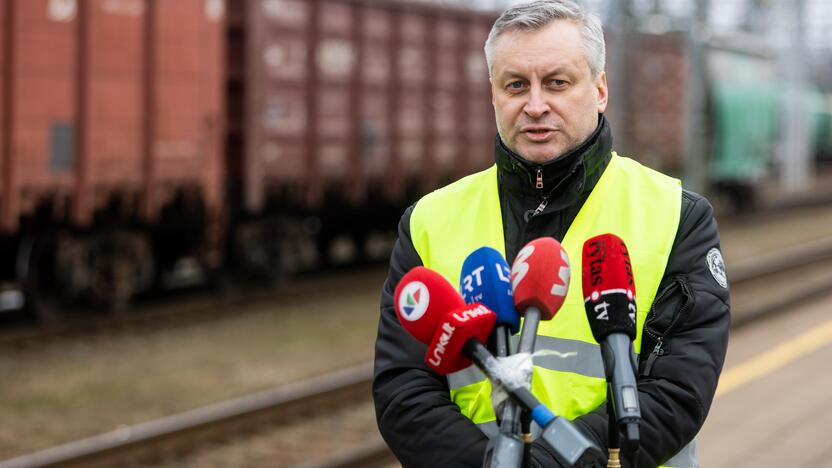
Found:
<box><xmin>707</xmin><ymin>46</ymin><xmax>830</xmax><ymax>184</ymax></box>
<box><xmin>709</xmin><ymin>83</ymin><xmax>779</xmax><ymax>184</ymax></box>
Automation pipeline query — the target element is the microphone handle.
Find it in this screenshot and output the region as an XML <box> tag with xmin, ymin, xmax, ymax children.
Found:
<box><xmin>607</xmin><ymin>385</ymin><xmax>621</xmax><ymax>468</ymax></box>
<box><xmin>495</xmin><ymin>324</ymin><xmax>511</xmax><ymax>358</ymax></box>
<box><xmin>490</xmin><ymin>325</ymin><xmax>524</xmax><ymax>468</ymax></box>
<box><xmin>493</xmin><ymin>323</ymin><xmax>514</xmax><ymax>430</ymax></box>
<box><xmin>601</xmin><ymin>333</ymin><xmax>641</xmax><ymax>445</ymax></box>
<box><xmin>517</xmin><ymin>307</ymin><xmax>541</xmax><ymax>354</ymax></box>
<box><xmin>516</xmin><ymin>306</ymin><xmax>541</xmax><ymax>454</ymax></box>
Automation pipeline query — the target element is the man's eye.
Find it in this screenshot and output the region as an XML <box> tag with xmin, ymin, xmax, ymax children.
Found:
<box><xmin>549</xmin><ymin>79</ymin><xmax>568</xmax><ymax>87</ymax></box>
<box><xmin>507</xmin><ymin>81</ymin><xmax>525</xmax><ymax>90</ymax></box>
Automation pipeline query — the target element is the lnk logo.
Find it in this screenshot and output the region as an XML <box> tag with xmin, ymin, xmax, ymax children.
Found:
<box><xmin>398</xmin><ymin>281</ymin><xmax>430</xmax><ymax>322</ymax></box>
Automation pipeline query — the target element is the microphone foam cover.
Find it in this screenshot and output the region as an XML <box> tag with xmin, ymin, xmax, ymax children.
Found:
<box><xmin>425</xmin><ymin>303</ymin><xmax>497</xmax><ymax>375</ymax></box>
<box><xmin>395</xmin><ymin>266</ymin><xmax>466</xmax><ymax>344</ymax></box>
<box><xmin>581</xmin><ymin>233</ymin><xmax>637</xmax><ymax>341</ymax></box>
<box><xmin>510</xmin><ymin>237</ymin><xmax>571</xmax><ymax>320</ymax></box>
<box><xmin>460</xmin><ymin>246</ymin><xmax>520</xmax><ymax>334</ymax></box>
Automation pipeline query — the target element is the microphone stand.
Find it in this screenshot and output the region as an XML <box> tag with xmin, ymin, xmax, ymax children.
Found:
<box><xmin>517</xmin><ymin>307</ymin><xmax>541</xmax><ymax>468</ymax></box>
<box><xmin>482</xmin><ymin>326</ymin><xmax>524</xmax><ymax>468</ymax></box>
<box><xmin>607</xmin><ymin>386</ymin><xmax>621</xmax><ymax>468</ymax></box>
<box><xmin>483</xmin><ymin>305</ymin><xmax>540</xmax><ymax>468</ymax></box>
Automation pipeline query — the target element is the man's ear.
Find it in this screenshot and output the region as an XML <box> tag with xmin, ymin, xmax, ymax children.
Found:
<box><xmin>595</xmin><ymin>71</ymin><xmax>608</xmax><ymax>113</ymax></box>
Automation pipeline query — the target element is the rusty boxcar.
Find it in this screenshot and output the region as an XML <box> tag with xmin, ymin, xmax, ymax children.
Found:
<box><xmin>224</xmin><ymin>0</ymin><xmax>498</xmax><ymax>274</ymax></box>
<box><xmin>0</xmin><ymin>0</ymin><xmax>225</xmax><ymax>319</ymax></box>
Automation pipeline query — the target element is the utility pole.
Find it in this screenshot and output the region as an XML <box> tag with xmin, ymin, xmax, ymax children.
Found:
<box><xmin>683</xmin><ymin>0</ymin><xmax>710</xmax><ymax>195</ymax></box>
<box><xmin>780</xmin><ymin>0</ymin><xmax>810</xmax><ymax>190</ymax></box>
<box><xmin>606</xmin><ymin>0</ymin><xmax>635</xmax><ymax>154</ymax></box>
<box><xmin>743</xmin><ymin>0</ymin><xmax>769</xmax><ymax>33</ymax></box>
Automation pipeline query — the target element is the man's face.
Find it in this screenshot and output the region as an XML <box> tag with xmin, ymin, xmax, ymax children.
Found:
<box><xmin>490</xmin><ymin>20</ymin><xmax>608</xmax><ymax>163</ymax></box>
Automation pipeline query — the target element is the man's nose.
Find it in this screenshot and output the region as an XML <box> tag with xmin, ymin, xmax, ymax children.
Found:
<box><xmin>523</xmin><ymin>85</ymin><xmax>549</xmax><ymax>118</ymax></box>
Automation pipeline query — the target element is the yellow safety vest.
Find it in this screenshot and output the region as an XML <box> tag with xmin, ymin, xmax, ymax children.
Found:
<box><xmin>410</xmin><ymin>153</ymin><xmax>697</xmax><ymax>467</ymax></box>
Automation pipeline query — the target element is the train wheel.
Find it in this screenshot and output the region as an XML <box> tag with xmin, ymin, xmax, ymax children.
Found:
<box><xmin>231</xmin><ymin>220</ymin><xmax>289</xmax><ymax>284</ymax></box>
<box><xmin>350</xmin><ymin>229</ymin><xmax>370</xmax><ymax>265</ymax></box>
<box><xmin>86</xmin><ymin>232</ymin><xmax>154</xmax><ymax>315</ymax></box>
<box><xmin>16</xmin><ymin>232</ymin><xmax>64</xmax><ymax>324</ymax></box>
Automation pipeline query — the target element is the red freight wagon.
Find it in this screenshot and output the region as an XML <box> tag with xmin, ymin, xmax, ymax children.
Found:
<box><xmin>0</xmin><ymin>0</ymin><xmax>224</xmax><ymax>318</ymax></box>
<box><xmin>225</xmin><ymin>0</ymin><xmax>497</xmax><ymax>267</ymax></box>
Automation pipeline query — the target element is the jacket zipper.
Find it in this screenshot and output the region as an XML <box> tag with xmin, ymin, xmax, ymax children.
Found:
<box><xmin>641</xmin><ymin>277</ymin><xmax>694</xmax><ymax>376</ymax></box>
<box><xmin>536</xmin><ymin>168</ymin><xmax>543</xmax><ymax>189</ymax></box>
<box><xmin>642</xmin><ymin>338</ymin><xmax>665</xmax><ymax>376</ymax></box>
<box><xmin>531</xmin><ymin>197</ymin><xmax>549</xmax><ymax>218</ymax></box>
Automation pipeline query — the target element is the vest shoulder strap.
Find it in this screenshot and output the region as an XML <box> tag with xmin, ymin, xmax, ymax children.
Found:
<box><xmin>410</xmin><ymin>165</ymin><xmax>505</xmax><ymax>288</ymax></box>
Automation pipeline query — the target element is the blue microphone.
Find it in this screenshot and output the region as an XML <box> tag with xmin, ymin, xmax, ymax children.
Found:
<box><xmin>460</xmin><ymin>246</ymin><xmax>520</xmax><ymax>358</ymax></box>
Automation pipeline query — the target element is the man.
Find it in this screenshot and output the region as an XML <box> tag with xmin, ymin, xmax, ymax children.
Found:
<box><xmin>373</xmin><ymin>1</ymin><xmax>730</xmax><ymax>467</ymax></box>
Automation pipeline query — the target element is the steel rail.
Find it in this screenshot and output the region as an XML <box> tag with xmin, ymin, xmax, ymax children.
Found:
<box><xmin>0</xmin><ymin>363</ymin><xmax>373</xmax><ymax>468</ymax></box>
<box><xmin>4</xmin><ymin>240</ymin><xmax>832</xmax><ymax>468</ymax></box>
<box><xmin>729</xmin><ymin>235</ymin><xmax>832</xmax><ymax>284</ymax></box>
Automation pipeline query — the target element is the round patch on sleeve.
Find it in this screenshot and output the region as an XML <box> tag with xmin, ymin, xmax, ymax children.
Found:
<box><xmin>706</xmin><ymin>248</ymin><xmax>728</xmax><ymax>288</ymax></box>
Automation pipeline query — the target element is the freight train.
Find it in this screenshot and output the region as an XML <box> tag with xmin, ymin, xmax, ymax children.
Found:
<box><xmin>2</xmin><ymin>0</ymin><xmax>831</xmax><ymax>321</ymax></box>
<box><xmin>0</xmin><ymin>0</ymin><xmax>499</xmax><ymax>320</ymax></box>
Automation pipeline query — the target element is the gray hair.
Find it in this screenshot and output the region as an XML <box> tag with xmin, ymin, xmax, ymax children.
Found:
<box><xmin>484</xmin><ymin>0</ymin><xmax>606</xmax><ymax>79</ymax></box>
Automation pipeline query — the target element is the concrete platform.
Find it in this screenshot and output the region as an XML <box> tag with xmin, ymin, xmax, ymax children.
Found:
<box><xmin>698</xmin><ymin>293</ymin><xmax>832</xmax><ymax>467</ymax></box>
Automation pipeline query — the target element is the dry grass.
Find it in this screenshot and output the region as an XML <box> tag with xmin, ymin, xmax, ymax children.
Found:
<box><xmin>0</xmin><ymin>268</ymin><xmax>387</xmax><ymax>459</ymax></box>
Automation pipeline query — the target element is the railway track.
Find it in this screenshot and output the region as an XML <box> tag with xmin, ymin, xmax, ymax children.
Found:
<box><xmin>3</xmin><ymin>234</ymin><xmax>832</xmax><ymax>468</ymax></box>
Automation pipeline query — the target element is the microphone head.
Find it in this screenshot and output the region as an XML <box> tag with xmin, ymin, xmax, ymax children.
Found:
<box><xmin>425</xmin><ymin>303</ymin><xmax>497</xmax><ymax>374</ymax></box>
<box><xmin>460</xmin><ymin>246</ymin><xmax>520</xmax><ymax>334</ymax></box>
<box><xmin>394</xmin><ymin>266</ymin><xmax>466</xmax><ymax>344</ymax></box>
<box><xmin>581</xmin><ymin>233</ymin><xmax>637</xmax><ymax>341</ymax></box>
<box><xmin>510</xmin><ymin>237</ymin><xmax>571</xmax><ymax>320</ymax></box>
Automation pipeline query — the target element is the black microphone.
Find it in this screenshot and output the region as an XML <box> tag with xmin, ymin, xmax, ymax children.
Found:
<box><xmin>582</xmin><ymin>233</ymin><xmax>641</xmax><ymax>447</ymax></box>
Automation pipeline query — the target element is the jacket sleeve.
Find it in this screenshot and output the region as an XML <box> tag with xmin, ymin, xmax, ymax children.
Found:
<box><xmin>373</xmin><ymin>205</ymin><xmax>489</xmax><ymax>467</ymax></box>
<box><xmin>533</xmin><ymin>190</ymin><xmax>731</xmax><ymax>468</ymax></box>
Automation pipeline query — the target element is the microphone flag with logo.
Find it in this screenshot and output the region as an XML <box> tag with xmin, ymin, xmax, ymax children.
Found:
<box><xmin>426</xmin><ymin>303</ymin><xmax>497</xmax><ymax>374</ymax></box>
<box><xmin>510</xmin><ymin>237</ymin><xmax>571</xmax><ymax>321</ymax></box>
<box><xmin>581</xmin><ymin>233</ymin><xmax>637</xmax><ymax>341</ymax></box>
<box><xmin>460</xmin><ymin>246</ymin><xmax>520</xmax><ymax>334</ymax></box>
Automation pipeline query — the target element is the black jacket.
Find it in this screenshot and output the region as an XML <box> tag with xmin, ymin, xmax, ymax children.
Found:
<box><xmin>373</xmin><ymin>117</ymin><xmax>731</xmax><ymax>467</ymax></box>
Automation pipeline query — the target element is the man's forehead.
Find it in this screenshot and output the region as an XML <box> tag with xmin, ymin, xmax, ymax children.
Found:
<box><xmin>492</xmin><ymin>19</ymin><xmax>582</xmax><ymax>51</ymax></box>
<box><xmin>491</xmin><ymin>21</ymin><xmax>588</xmax><ymax>77</ymax></box>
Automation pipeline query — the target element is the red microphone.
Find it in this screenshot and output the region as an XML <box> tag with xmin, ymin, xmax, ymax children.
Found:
<box><xmin>394</xmin><ymin>267</ymin><xmax>496</xmax><ymax>374</ymax></box>
<box><xmin>581</xmin><ymin>233</ymin><xmax>641</xmax><ymax>447</ymax></box>
<box><xmin>510</xmin><ymin>237</ymin><xmax>571</xmax><ymax>353</ymax></box>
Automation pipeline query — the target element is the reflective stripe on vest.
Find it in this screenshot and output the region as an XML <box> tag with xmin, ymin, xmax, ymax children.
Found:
<box><xmin>410</xmin><ymin>153</ymin><xmax>693</xmax><ymax>467</ymax></box>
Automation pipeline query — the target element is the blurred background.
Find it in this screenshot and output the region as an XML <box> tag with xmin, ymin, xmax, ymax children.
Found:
<box><xmin>1</xmin><ymin>0</ymin><xmax>831</xmax><ymax>467</ymax></box>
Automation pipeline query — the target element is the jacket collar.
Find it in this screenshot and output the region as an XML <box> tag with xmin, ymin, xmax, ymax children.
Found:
<box><xmin>495</xmin><ymin>114</ymin><xmax>613</xmax><ymax>201</ymax></box>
